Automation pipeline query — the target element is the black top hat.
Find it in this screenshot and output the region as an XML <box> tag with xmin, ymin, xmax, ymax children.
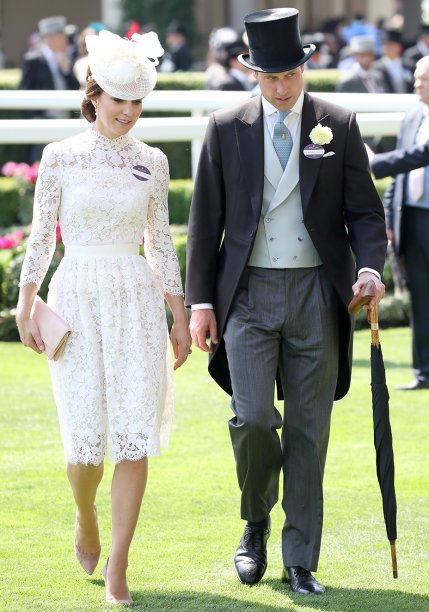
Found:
<box><xmin>225</xmin><ymin>40</ymin><xmax>248</xmax><ymax>61</ymax></box>
<box><xmin>238</xmin><ymin>8</ymin><xmax>315</xmax><ymax>73</ymax></box>
<box><xmin>166</xmin><ymin>20</ymin><xmax>187</xmax><ymax>37</ymax></box>
<box><xmin>382</xmin><ymin>29</ymin><xmax>403</xmax><ymax>45</ymax></box>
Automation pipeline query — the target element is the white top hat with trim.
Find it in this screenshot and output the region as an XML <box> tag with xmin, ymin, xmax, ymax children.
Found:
<box><xmin>38</xmin><ymin>16</ymin><xmax>67</xmax><ymax>37</ymax></box>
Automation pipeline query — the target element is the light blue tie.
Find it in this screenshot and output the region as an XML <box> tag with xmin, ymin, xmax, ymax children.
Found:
<box><xmin>273</xmin><ymin>109</ymin><xmax>292</xmax><ymax>169</ymax></box>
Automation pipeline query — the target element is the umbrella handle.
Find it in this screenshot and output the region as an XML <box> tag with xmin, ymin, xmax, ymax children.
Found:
<box><xmin>368</xmin><ymin>303</ymin><xmax>380</xmax><ymax>347</ymax></box>
<box><xmin>390</xmin><ymin>541</ymin><xmax>398</xmax><ymax>578</ymax></box>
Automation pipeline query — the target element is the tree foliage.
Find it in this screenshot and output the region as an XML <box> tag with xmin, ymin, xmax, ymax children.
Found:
<box><xmin>120</xmin><ymin>0</ymin><xmax>195</xmax><ymax>42</ymax></box>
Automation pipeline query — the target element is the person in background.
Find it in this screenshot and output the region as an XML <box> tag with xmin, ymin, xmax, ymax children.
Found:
<box><xmin>372</xmin><ymin>29</ymin><xmax>413</xmax><ymax>93</ymax></box>
<box><xmin>372</xmin><ymin>56</ymin><xmax>429</xmax><ymax>390</ymax></box>
<box><xmin>371</xmin><ymin>29</ymin><xmax>414</xmax><ymax>152</ymax></box>
<box><xmin>302</xmin><ymin>32</ymin><xmax>334</xmax><ymax>69</ymax></box>
<box><xmin>336</xmin><ymin>35</ymin><xmax>383</xmax><ymax>93</ymax></box>
<box><xmin>161</xmin><ymin>20</ymin><xmax>193</xmax><ymax>72</ymax></box>
<box><xmin>212</xmin><ymin>39</ymin><xmax>254</xmax><ymax>91</ymax></box>
<box><xmin>186</xmin><ymin>7</ymin><xmax>386</xmax><ymax>596</ymax></box>
<box><xmin>16</xmin><ymin>29</ymin><xmax>191</xmax><ymax>605</ymax></box>
<box><xmin>403</xmin><ymin>23</ymin><xmax>429</xmax><ymax>72</ymax></box>
<box><xmin>205</xmin><ymin>27</ymin><xmax>241</xmax><ymax>89</ymax></box>
<box><xmin>19</xmin><ymin>16</ymin><xmax>80</xmax><ymax>162</ymax></box>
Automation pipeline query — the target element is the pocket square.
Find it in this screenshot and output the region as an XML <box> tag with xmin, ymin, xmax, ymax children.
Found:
<box><xmin>31</xmin><ymin>296</ymin><xmax>71</xmax><ymax>361</ymax></box>
<box><xmin>323</xmin><ymin>151</ymin><xmax>335</xmax><ymax>158</ymax></box>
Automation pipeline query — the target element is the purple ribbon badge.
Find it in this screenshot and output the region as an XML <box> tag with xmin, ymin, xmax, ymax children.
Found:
<box><xmin>132</xmin><ymin>165</ymin><xmax>151</xmax><ymax>181</ymax></box>
<box><xmin>303</xmin><ymin>144</ymin><xmax>325</xmax><ymax>159</ymax></box>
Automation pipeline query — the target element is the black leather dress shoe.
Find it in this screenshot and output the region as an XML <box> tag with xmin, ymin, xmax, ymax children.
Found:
<box><xmin>234</xmin><ymin>518</ymin><xmax>270</xmax><ymax>585</ymax></box>
<box><xmin>282</xmin><ymin>566</ymin><xmax>325</xmax><ymax>594</ymax></box>
<box><xmin>395</xmin><ymin>379</ymin><xmax>429</xmax><ymax>390</ymax></box>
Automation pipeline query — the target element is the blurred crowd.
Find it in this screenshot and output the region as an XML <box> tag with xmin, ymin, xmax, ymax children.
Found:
<box><xmin>16</xmin><ymin>10</ymin><xmax>429</xmax><ymax>95</ymax></box>
<box><xmin>15</xmin><ymin>11</ymin><xmax>428</xmax><ymax>162</ymax></box>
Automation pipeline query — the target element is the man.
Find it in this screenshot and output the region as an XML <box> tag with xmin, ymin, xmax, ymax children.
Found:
<box><xmin>336</xmin><ymin>35</ymin><xmax>383</xmax><ymax>93</ymax></box>
<box><xmin>372</xmin><ymin>30</ymin><xmax>413</xmax><ymax>94</ymax></box>
<box><xmin>19</xmin><ymin>15</ymin><xmax>80</xmax><ymax>162</ymax></box>
<box><xmin>370</xmin><ymin>29</ymin><xmax>414</xmax><ymax>153</ymax></box>
<box><xmin>372</xmin><ymin>56</ymin><xmax>429</xmax><ymax>390</ymax></box>
<box><xmin>186</xmin><ymin>9</ymin><xmax>386</xmax><ymax>595</ymax></box>
<box><xmin>403</xmin><ymin>23</ymin><xmax>429</xmax><ymax>72</ymax></box>
<box><xmin>335</xmin><ymin>34</ymin><xmax>385</xmax><ymax>152</ymax></box>
<box><xmin>302</xmin><ymin>32</ymin><xmax>334</xmax><ymax>70</ymax></box>
<box><xmin>161</xmin><ymin>20</ymin><xmax>193</xmax><ymax>72</ymax></box>
<box><xmin>214</xmin><ymin>40</ymin><xmax>254</xmax><ymax>92</ymax></box>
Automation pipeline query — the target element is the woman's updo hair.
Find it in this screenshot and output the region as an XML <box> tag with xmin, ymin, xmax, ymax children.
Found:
<box><xmin>81</xmin><ymin>68</ymin><xmax>103</xmax><ymax>122</ymax></box>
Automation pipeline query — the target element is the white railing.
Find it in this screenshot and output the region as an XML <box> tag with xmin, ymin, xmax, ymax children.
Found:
<box><xmin>0</xmin><ymin>90</ymin><xmax>419</xmax><ymax>177</ymax></box>
<box><xmin>0</xmin><ymin>89</ymin><xmax>419</xmax><ymax>112</ymax></box>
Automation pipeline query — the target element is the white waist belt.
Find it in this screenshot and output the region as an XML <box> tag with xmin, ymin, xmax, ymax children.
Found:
<box><xmin>65</xmin><ymin>244</ymin><xmax>140</xmax><ymax>258</ymax></box>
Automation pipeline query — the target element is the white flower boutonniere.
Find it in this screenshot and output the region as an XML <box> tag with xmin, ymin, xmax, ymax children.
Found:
<box><xmin>309</xmin><ymin>124</ymin><xmax>333</xmax><ymax>146</ymax></box>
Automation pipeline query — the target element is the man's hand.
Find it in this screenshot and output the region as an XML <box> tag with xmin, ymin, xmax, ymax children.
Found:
<box><xmin>352</xmin><ymin>271</ymin><xmax>385</xmax><ymax>308</ymax></box>
<box><xmin>190</xmin><ymin>309</ymin><xmax>218</xmax><ymax>353</ymax></box>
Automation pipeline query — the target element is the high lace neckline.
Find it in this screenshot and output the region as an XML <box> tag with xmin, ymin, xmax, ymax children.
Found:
<box><xmin>89</xmin><ymin>125</ymin><xmax>132</xmax><ymax>150</ymax></box>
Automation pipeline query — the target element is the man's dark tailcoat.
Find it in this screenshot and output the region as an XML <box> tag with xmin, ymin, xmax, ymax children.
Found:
<box><xmin>186</xmin><ymin>92</ymin><xmax>387</xmax><ymax>400</ymax></box>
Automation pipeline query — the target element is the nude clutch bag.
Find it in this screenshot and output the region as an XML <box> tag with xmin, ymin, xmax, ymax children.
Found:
<box><xmin>31</xmin><ymin>296</ymin><xmax>72</xmax><ymax>361</ymax></box>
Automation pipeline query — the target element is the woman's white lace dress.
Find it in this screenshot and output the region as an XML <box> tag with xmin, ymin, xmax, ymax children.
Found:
<box><xmin>19</xmin><ymin>127</ymin><xmax>183</xmax><ymax>465</ymax></box>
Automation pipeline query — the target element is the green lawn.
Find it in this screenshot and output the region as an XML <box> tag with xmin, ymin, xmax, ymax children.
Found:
<box><xmin>0</xmin><ymin>328</ymin><xmax>428</xmax><ymax>611</ymax></box>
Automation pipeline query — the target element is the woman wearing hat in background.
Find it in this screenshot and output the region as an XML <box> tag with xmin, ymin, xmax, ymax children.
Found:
<box><xmin>186</xmin><ymin>8</ymin><xmax>386</xmax><ymax>595</ymax></box>
<box><xmin>16</xmin><ymin>29</ymin><xmax>191</xmax><ymax>605</ymax></box>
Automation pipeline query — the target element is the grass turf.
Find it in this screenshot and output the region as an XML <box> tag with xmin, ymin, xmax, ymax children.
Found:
<box><xmin>0</xmin><ymin>328</ymin><xmax>428</xmax><ymax>611</ymax></box>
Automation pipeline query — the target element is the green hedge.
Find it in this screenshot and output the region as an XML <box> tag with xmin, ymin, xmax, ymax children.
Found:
<box><xmin>168</xmin><ymin>179</ymin><xmax>194</xmax><ymax>223</ymax></box>
<box><xmin>0</xmin><ymin>69</ymin><xmax>341</xmax><ymax>93</ymax></box>
<box><xmin>0</xmin><ymin>178</ymin><xmax>21</xmax><ymax>227</ymax></box>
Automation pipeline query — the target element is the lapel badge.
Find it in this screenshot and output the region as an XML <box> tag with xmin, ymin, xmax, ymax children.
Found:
<box><xmin>303</xmin><ymin>144</ymin><xmax>325</xmax><ymax>159</ymax></box>
<box><xmin>132</xmin><ymin>165</ymin><xmax>151</xmax><ymax>181</ymax></box>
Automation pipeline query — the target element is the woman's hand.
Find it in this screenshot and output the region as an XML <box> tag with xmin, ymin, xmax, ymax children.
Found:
<box><xmin>16</xmin><ymin>283</ymin><xmax>44</xmax><ymax>354</ymax></box>
<box><xmin>16</xmin><ymin>313</ymin><xmax>44</xmax><ymax>354</ymax></box>
<box><xmin>169</xmin><ymin>317</ymin><xmax>192</xmax><ymax>370</ymax></box>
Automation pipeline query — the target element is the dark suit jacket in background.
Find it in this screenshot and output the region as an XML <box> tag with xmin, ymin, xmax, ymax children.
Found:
<box><xmin>372</xmin><ymin>141</ymin><xmax>429</xmax><ymax>179</ymax></box>
<box><xmin>383</xmin><ymin>103</ymin><xmax>425</xmax><ymax>253</ymax></box>
<box><xmin>19</xmin><ymin>49</ymin><xmax>80</xmax><ymax>118</ymax></box>
<box><xmin>186</xmin><ymin>92</ymin><xmax>387</xmax><ymax>402</ymax></box>
<box><xmin>371</xmin><ymin>59</ymin><xmax>414</xmax><ymax>94</ymax></box>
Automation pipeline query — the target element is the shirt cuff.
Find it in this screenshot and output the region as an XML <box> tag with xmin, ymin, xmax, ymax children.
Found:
<box><xmin>358</xmin><ymin>267</ymin><xmax>381</xmax><ymax>280</ymax></box>
<box><xmin>191</xmin><ymin>303</ymin><xmax>213</xmax><ymax>310</ymax></box>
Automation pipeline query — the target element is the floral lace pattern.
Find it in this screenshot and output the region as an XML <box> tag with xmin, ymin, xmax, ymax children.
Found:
<box><xmin>20</xmin><ymin>127</ymin><xmax>183</xmax><ymax>464</ymax></box>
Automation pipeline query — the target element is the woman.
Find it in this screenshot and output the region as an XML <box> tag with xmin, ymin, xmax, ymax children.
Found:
<box><xmin>16</xmin><ymin>30</ymin><xmax>191</xmax><ymax>605</ymax></box>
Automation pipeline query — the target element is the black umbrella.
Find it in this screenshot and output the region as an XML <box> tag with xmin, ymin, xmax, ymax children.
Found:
<box><xmin>349</xmin><ymin>281</ymin><xmax>398</xmax><ymax>578</ymax></box>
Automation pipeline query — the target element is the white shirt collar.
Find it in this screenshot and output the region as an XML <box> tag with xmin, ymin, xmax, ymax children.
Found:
<box><xmin>261</xmin><ymin>88</ymin><xmax>304</xmax><ymax>120</ymax></box>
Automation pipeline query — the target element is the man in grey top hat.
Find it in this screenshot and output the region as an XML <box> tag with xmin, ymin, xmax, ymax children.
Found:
<box><xmin>336</xmin><ymin>35</ymin><xmax>383</xmax><ymax>93</ymax></box>
<box><xmin>186</xmin><ymin>8</ymin><xmax>386</xmax><ymax>594</ymax></box>
<box><xmin>19</xmin><ymin>16</ymin><xmax>80</xmax><ymax>161</ymax></box>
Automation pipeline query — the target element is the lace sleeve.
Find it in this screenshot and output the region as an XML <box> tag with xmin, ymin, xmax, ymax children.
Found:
<box><xmin>19</xmin><ymin>143</ymin><xmax>61</xmax><ymax>289</ymax></box>
<box><xmin>144</xmin><ymin>148</ymin><xmax>183</xmax><ymax>296</ymax></box>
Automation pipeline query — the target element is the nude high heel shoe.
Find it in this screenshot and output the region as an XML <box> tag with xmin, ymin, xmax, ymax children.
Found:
<box><xmin>74</xmin><ymin>505</ymin><xmax>101</xmax><ymax>575</ymax></box>
<box><xmin>102</xmin><ymin>558</ymin><xmax>133</xmax><ymax>605</ymax></box>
